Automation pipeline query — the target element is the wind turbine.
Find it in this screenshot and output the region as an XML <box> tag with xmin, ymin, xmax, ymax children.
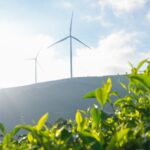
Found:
<box><xmin>26</xmin><ymin>48</ymin><xmax>42</xmax><ymax>83</ymax></box>
<box><xmin>47</xmin><ymin>13</ymin><xmax>91</xmax><ymax>78</ymax></box>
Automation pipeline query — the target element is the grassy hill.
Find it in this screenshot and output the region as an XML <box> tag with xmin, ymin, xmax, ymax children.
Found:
<box><xmin>0</xmin><ymin>75</ymin><xmax>128</xmax><ymax>130</ymax></box>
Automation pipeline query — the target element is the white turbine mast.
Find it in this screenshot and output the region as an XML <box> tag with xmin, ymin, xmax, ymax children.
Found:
<box><xmin>47</xmin><ymin>13</ymin><xmax>91</xmax><ymax>78</ymax></box>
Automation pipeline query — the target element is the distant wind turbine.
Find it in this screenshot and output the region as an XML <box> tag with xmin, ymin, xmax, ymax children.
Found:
<box><xmin>47</xmin><ymin>13</ymin><xmax>91</xmax><ymax>78</ymax></box>
<box><xmin>26</xmin><ymin>49</ymin><xmax>43</xmax><ymax>83</ymax></box>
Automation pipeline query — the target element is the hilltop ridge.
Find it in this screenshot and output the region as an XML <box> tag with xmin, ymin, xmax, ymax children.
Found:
<box><xmin>0</xmin><ymin>75</ymin><xmax>128</xmax><ymax>130</ymax></box>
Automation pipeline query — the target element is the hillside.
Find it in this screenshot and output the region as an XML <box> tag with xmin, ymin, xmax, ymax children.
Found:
<box><xmin>0</xmin><ymin>75</ymin><xmax>128</xmax><ymax>130</ymax></box>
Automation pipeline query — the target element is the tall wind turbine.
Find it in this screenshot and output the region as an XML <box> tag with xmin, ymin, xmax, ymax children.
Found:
<box><xmin>47</xmin><ymin>13</ymin><xmax>91</xmax><ymax>78</ymax></box>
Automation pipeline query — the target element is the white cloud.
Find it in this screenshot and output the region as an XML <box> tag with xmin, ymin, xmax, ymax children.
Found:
<box><xmin>146</xmin><ymin>11</ymin><xmax>150</xmax><ymax>21</ymax></box>
<box><xmin>61</xmin><ymin>0</ymin><xmax>73</xmax><ymax>9</ymax></box>
<box><xmin>0</xmin><ymin>24</ymin><xmax>149</xmax><ymax>87</ymax></box>
<box><xmin>85</xmin><ymin>0</ymin><xmax>99</xmax><ymax>8</ymax></box>
<box><xmin>99</xmin><ymin>0</ymin><xmax>147</xmax><ymax>14</ymax></box>
<box><xmin>81</xmin><ymin>15</ymin><xmax>112</xmax><ymax>27</ymax></box>
<box><xmin>74</xmin><ymin>31</ymin><xmax>148</xmax><ymax>76</ymax></box>
<box><xmin>0</xmin><ymin>23</ymin><xmax>69</xmax><ymax>87</ymax></box>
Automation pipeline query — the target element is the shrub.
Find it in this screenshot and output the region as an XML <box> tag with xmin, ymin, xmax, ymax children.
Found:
<box><xmin>0</xmin><ymin>59</ymin><xmax>150</xmax><ymax>150</ymax></box>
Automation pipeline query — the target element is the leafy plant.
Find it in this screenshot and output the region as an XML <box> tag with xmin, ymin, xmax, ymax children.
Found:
<box><xmin>0</xmin><ymin>59</ymin><xmax>150</xmax><ymax>149</ymax></box>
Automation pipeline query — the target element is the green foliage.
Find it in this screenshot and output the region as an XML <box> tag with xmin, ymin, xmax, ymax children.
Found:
<box><xmin>84</xmin><ymin>78</ymin><xmax>113</xmax><ymax>109</ymax></box>
<box><xmin>0</xmin><ymin>123</ymin><xmax>5</xmax><ymax>136</ymax></box>
<box><xmin>0</xmin><ymin>59</ymin><xmax>150</xmax><ymax>149</ymax></box>
<box><xmin>36</xmin><ymin>112</ymin><xmax>48</xmax><ymax>131</ymax></box>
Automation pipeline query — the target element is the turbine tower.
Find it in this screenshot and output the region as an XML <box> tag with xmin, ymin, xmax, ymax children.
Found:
<box><xmin>47</xmin><ymin>13</ymin><xmax>91</xmax><ymax>78</ymax></box>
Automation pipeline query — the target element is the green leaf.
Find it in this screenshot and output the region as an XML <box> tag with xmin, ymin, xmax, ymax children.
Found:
<box><xmin>109</xmin><ymin>91</ymin><xmax>118</xmax><ymax>97</ymax></box>
<box><xmin>129</xmin><ymin>74</ymin><xmax>150</xmax><ymax>90</ymax></box>
<box><xmin>84</xmin><ymin>90</ymin><xmax>95</xmax><ymax>99</ymax></box>
<box><xmin>103</xmin><ymin>78</ymin><xmax>112</xmax><ymax>94</ymax></box>
<box><xmin>3</xmin><ymin>133</ymin><xmax>11</xmax><ymax>144</ymax></box>
<box><xmin>36</xmin><ymin>113</ymin><xmax>48</xmax><ymax>131</ymax></box>
<box><xmin>75</xmin><ymin>111</ymin><xmax>83</xmax><ymax>125</ymax></box>
<box><xmin>0</xmin><ymin>123</ymin><xmax>6</xmax><ymax>135</ymax></box>
<box><xmin>129</xmin><ymin>59</ymin><xmax>148</xmax><ymax>74</ymax></box>
<box><xmin>128</xmin><ymin>61</ymin><xmax>134</xmax><ymax>68</ymax></box>
<box><xmin>95</xmin><ymin>88</ymin><xmax>107</xmax><ymax>108</ymax></box>
<box><xmin>94</xmin><ymin>78</ymin><xmax>112</xmax><ymax>108</ymax></box>
<box><xmin>131</xmin><ymin>68</ymin><xmax>138</xmax><ymax>74</ymax></box>
<box><xmin>137</xmin><ymin>59</ymin><xmax>148</xmax><ymax>72</ymax></box>
<box><xmin>107</xmin><ymin>128</ymin><xmax>129</xmax><ymax>150</ymax></box>
<box><xmin>90</xmin><ymin>105</ymin><xmax>101</xmax><ymax>127</ymax></box>
<box><xmin>75</xmin><ymin>110</ymin><xmax>83</xmax><ymax>131</ymax></box>
<box><xmin>145</xmin><ymin>63</ymin><xmax>150</xmax><ymax>75</ymax></box>
<box><xmin>120</xmin><ymin>82</ymin><xmax>127</xmax><ymax>90</ymax></box>
<box><xmin>27</xmin><ymin>133</ymin><xmax>34</xmax><ymax>143</ymax></box>
<box><xmin>3</xmin><ymin>126</ymin><xmax>21</xmax><ymax>144</ymax></box>
<box><xmin>82</xmin><ymin>131</ymin><xmax>100</xmax><ymax>142</ymax></box>
<box><xmin>15</xmin><ymin>125</ymin><xmax>35</xmax><ymax>133</ymax></box>
<box><xmin>114</xmin><ymin>98</ymin><xmax>124</xmax><ymax>106</ymax></box>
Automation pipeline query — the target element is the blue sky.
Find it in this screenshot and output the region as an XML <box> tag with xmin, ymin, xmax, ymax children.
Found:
<box><xmin>0</xmin><ymin>0</ymin><xmax>150</xmax><ymax>87</ymax></box>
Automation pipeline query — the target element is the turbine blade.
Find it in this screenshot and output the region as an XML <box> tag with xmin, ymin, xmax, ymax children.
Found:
<box><xmin>47</xmin><ymin>36</ymin><xmax>69</xmax><ymax>48</ymax></box>
<box><xmin>70</xmin><ymin>12</ymin><xmax>73</xmax><ymax>35</ymax></box>
<box><xmin>36</xmin><ymin>46</ymin><xmax>43</xmax><ymax>58</ymax></box>
<box><xmin>37</xmin><ymin>59</ymin><xmax>44</xmax><ymax>72</ymax></box>
<box><xmin>72</xmin><ymin>36</ymin><xmax>91</xmax><ymax>49</ymax></box>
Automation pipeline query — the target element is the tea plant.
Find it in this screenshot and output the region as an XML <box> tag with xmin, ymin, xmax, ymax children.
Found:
<box><xmin>0</xmin><ymin>59</ymin><xmax>150</xmax><ymax>150</ymax></box>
